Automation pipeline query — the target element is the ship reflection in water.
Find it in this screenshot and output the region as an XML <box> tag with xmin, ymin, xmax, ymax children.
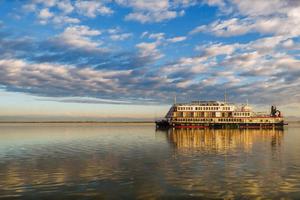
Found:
<box><xmin>0</xmin><ymin>124</ymin><xmax>300</xmax><ymax>199</ymax></box>
<box><xmin>166</xmin><ymin>128</ymin><xmax>283</xmax><ymax>152</ymax></box>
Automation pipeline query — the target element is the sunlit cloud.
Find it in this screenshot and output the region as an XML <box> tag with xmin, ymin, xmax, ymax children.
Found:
<box><xmin>1</xmin><ymin>0</ymin><xmax>300</xmax><ymax>118</ymax></box>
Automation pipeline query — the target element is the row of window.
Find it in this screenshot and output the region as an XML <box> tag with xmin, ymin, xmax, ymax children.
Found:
<box><xmin>195</xmin><ymin>107</ymin><xmax>220</xmax><ymax>110</ymax></box>
<box><xmin>173</xmin><ymin>118</ymin><xmax>272</xmax><ymax>123</ymax></box>
<box><xmin>174</xmin><ymin>118</ymin><xmax>243</xmax><ymax>122</ymax></box>
<box><xmin>218</xmin><ymin>118</ymin><xmax>242</xmax><ymax>122</ymax></box>
<box><xmin>234</xmin><ymin>112</ymin><xmax>250</xmax><ymax>116</ymax></box>
<box><xmin>174</xmin><ymin>118</ymin><xmax>213</xmax><ymax>122</ymax></box>
<box><xmin>177</xmin><ymin>107</ymin><xmax>231</xmax><ymax>111</ymax></box>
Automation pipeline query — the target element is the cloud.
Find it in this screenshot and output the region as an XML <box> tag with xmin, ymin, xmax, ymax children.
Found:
<box><xmin>75</xmin><ymin>0</ymin><xmax>113</xmax><ymax>18</ymax></box>
<box><xmin>0</xmin><ymin>57</ymin><xmax>175</xmax><ymax>104</ymax></box>
<box><xmin>106</xmin><ymin>28</ymin><xmax>132</xmax><ymax>41</ymax></box>
<box><xmin>117</xmin><ymin>0</ymin><xmax>188</xmax><ymax>23</ymax></box>
<box><xmin>196</xmin><ymin>43</ymin><xmax>238</xmax><ymax>57</ymax></box>
<box><xmin>23</xmin><ymin>0</ymin><xmax>111</xmax><ymax>25</ymax></box>
<box><xmin>190</xmin><ymin>18</ymin><xmax>253</xmax><ymax>37</ymax></box>
<box><xmin>191</xmin><ymin>0</ymin><xmax>300</xmax><ymax>38</ymax></box>
<box><xmin>57</xmin><ymin>0</ymin><xmax>74</xmax><ymax>14</ymax></box>
<box><xmin>23</xmin><ymin>0</ymin><xmax>80</xmax><ymax>25</ymax></box>
<box><xmin>38</xmin><ymin>8</ymin><xmax>54</xmax><ymax>19</ymax></box>
<box><xmin>143</xmin><ymin>32</ymin><xmax>187</xmax><ymax>45</ymax></box>
<box><xmin>204</xmin><ymin>0</ymin><xmax>226</xmax><ymax>7</ymax></box>
<box><xmin>22</xmin><ymin>0</ymin><xmax>198</xmax><ymax>25</ymax></box>
<box><xmin>0</xmin><ymin>58</ymin><xmax>132</xmax><ymax>99</ymax></box>
<box><xmin>136</xmin><ymin>42</ymin><xmax>164</xmax><ymax>61</ymax></box>
<box><xmin>125</xmin><ymin>10</ymin><xmax>177</xmax><ymax>23</ymax></box>
<box><xmin>54</xmin><ymin>25</ymin><xmax>102</xmax><ymax>50</ymax></box>
<box><xmin>167</xmin><ymin>36</ymin><xmax>187</xmax><ymax>43</ymax></box>
<box><xmin>52</xmin><ymin>16</ymin><xmax>80</xmax><ymax>25</ymax></box>
<box><xmin>2</xmin><ymin>0</ymin><xmax>300</xmax><ymax>109</ymax></box>
<box><xmin>1</xmin><ymin>36</ymin><xmax>300</xmax><ymax>106</ymax></box>
<box><xmin>148</xmin><ymin>33</ymin><xmax>165</xmax><ymax>41</ymax></box>
<box><xmin>47</xmin><ymin>97</ymin><xmax>133</xmax><ymax>104</ymax></box>
<box><xmin>0</xmin><ymin>28</ymin><xmax>157</xmax><ymax>72</ymax></box>
<box><xmin>110</xmin><ymin>33</ymin><xmax>132</xmax><ymax>41</ymax></box>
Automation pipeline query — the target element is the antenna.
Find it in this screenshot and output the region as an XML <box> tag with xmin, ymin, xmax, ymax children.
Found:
<box><xmin>224</xmin><ymin>89</ymin><xmax>227</xmax><ymax>103</ymax></box>
<box><xmin>174</xmin><ymin>95</ymin><xmax>177</xmax><ymax>105</ymax></box>
<box><xmin>246</xmin><ymin>99</ymin><xmax>249</xmax><ymax>106</ymax></box>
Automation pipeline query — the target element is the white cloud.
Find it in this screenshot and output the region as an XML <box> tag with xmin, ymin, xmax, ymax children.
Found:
<box><xmin>116</xmin><ymin>0</ymin><xmax>169</xmax><ymax>11</ymax></box>
<box><xmin>110</xmin><ymin>33</ymin><xmax>132</xmax><ymax>41</ymax></box>
<box><xmin>196</xmin><ymin>43</ymin><xmax>237</xmax><ymax>57</ymax></box>
<box><xmin>117</xmin><ymin>0</ymin><xmax>183</xmax><ymax>23</ymax></box>
<box><xmin>136</xmin><ymin>42</ymin><xmax>163</xmax><ymax>60</ymax></box>
<box><xmin>190</xmin><ymin>18</ymin><xmax>252</xmax><ymax>37</ymax></box>
<box><xmin>176</xmin><ymin>79</ymin><xmax>194</xmax><ymax>88</ymax></box>
<box><xmin>232</xmin><ymin>0</ymin><xmax>285</xmax><ymax>17</ymax></box>
<box><xmin>32</xmin><ymin>0</ymin><xmax>57</xmax><ymax>8</ymax></box>
<box><xmin>105</xmin><ymin>27</ymin><xmax>132</xmax><ymax>41</ymax></box>
<box><xmin>145</xmin><ymin>32</ymin><xmax>187</xmax><ymax>44</ymax></box>
<box><xmin>57</xmin><ymin>0</ymin><xmax>74</xmax><ymax>13</ymax></box>
<box><xmin>24</xmin><ymin>0</ymin><xmax>79</xmax><ymax>25</ymax></box>
<box><xmin>55</xmin><ymin>25</ymin><xmax>102</xmax><ymax>50</ymax></box>
<box><xmin>204</xmin><ymin>0</ymin><xmax>225</xmax><ymax>7</ymax></box>
<box><xmin>52</xmin><ymin>16</ymin><xmax>80</xmax><ymax>25</ymax></box>
<box><xmin>24</xmin><ymin>0</ymin><xmax>113</xmax><ymax>25</ymax></box>
<box><xmin>191</xmin><ymin>1</ymin><xmax>300</xmax><ymax>38</ymax></box>
<box><xmin>37</xmin><ymin>8</ymin><xmax>55</xmax><ymax>24</ymax></box>
<box><xmin>125</xmin><ymin>10</ymin><xmax>177</xmax><ymax>23</ymax></box>
<box><xmin>107</xmin><ymin>28</ymin><xmax>120</xmax><ymax>34</ymax></box>
<box><xmin>75</xmin><ymin>0</ymin><xmax>113</xmax><ymax>18</ymax></box>
<box><xmin>38</xmin><ymin>8</ymin><xmax>54</xmax><ymax>20</ymax></box>
<box><xmin>167</xmin><ymin>36</ymin><xmax>187</xmax><ymax>43</ymax></box>
<box><xmin>148</xmin><ymin>33</ymin><xmax>165</xmax><ymax>41</ymax></box>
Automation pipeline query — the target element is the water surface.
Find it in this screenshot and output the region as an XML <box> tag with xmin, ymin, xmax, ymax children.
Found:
<box><xmin>0</xmin><ymin>123</ymin><xmax>300</xmax><ymax>199</ymax></box>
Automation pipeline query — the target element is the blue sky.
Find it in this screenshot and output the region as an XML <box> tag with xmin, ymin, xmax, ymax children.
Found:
<box><xmin>0</xmin><ymin>0</ymin><xmax>300</xmax><ymax>120</ymax></box>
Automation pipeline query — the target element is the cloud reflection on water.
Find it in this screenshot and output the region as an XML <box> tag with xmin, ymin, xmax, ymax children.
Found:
<box><xmin>0</xmin><ymin>124</ymin><xmax>299</xmax><ymax>199</ymax></box>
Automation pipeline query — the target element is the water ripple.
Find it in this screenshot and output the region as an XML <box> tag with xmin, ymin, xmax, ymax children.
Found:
<box><xmin>0</xmin><ymin>124</ymin><xmax>300</xmax><ymax>199</ymax></box>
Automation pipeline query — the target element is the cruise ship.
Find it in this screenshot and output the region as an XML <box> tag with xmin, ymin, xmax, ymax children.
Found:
<box><xmin>155</xmin><ymin>100</ymin><xmax>285</xmax><ymax>129</ymax></box>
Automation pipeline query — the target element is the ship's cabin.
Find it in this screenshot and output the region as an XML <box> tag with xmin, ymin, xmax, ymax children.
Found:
<box><xmin>168</xmin><ymin>101</ymin><xmax>255</xmax><ymax>119</ymax></box>
<box><xmin>175</xmin><ymin>101</ymin><xmax>235</xmax><ymax>112</ymax></box>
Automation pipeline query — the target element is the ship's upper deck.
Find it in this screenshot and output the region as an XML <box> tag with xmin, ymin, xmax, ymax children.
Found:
<box><xmin>171</xmin><ymin>100</ymin><xmax>254</xmax><ymax>114</ymax></box>
<box><xmin>175</xmin><ymin>101</ymin><xmax>234</xmax><ymax>106</ymax></box>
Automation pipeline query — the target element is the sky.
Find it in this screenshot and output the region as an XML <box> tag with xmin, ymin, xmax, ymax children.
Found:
<box><xmin>0</xmin><ymin>0</ymin><xmax>300</xmax><ymax>121</ymax></box>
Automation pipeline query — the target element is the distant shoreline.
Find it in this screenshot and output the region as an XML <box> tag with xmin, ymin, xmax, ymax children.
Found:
<box><xmin>0</xmin><ymin>121</ymin><xmax>155</xmax><ymax>124</ymax></box>
<box><xmin>0</xmin><ymin>120</ymin><xmax>299</xmax><ymax>124</ymax></box>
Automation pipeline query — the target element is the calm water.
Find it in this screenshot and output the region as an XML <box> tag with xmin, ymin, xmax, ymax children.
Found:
<box><xmin>0</xmin><ymin>123</ymin><xmax>300</xmax><ymax>199</ymax></box>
